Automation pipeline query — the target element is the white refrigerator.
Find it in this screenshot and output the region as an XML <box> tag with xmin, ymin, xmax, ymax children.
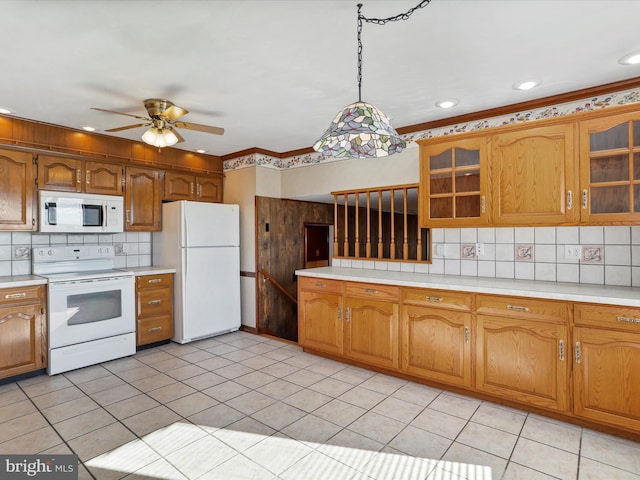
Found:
<box><xmin>153</xmin><ymin>201</ymin><xmax>241</xmax><ymax>343</ymax></box>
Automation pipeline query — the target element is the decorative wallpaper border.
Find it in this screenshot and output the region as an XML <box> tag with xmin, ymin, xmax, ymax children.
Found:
<box><xmin>223</xmin><ymin>87</ymin><xmax>640</xmax><ymax>173</ymax></box>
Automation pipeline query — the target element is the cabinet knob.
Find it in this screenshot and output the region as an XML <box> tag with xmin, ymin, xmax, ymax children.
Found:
<box><xmin>126</xmin><ymin>210</ymin><xmax>131</xmax><ymax>223</ymax></box>
<box><xmin>575</xmin><ymin>342</ymin><xmax>581</xmax><ymax>364</ymax></box>
<box><xmin>86</xmin><ymin>170</ymin><xmax>91</xmax><ymax>185</ymax></box>
<box><xmin>566</xmin><ymin>190</ymin><xmax>572</xmax><ymax>210</ymax></box>
<box><xmin>464</xmin><ymin>326</ymin><xmax>470</xmax><ymax>344</ymax></box>
<box><xmin>559</xmin><ymin>339</ymin><xmax>565</xmax><ymax>361</ymax></box>
<box><xmin>582</xmin><ymin>189</ymin><xmax>588</xmax><ymax>210</ymax></box>
<box><xmin>76</xmin><ymin>169</ymin><xmax>82</xmax><ymax>184</ymax></box>
<box><xmin>481</xmin><ymin>195</ymin><xmax>486</xmax><ymax>214</ymax></box>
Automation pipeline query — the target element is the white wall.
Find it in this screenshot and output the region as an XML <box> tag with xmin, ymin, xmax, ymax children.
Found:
<box><xmin>224</xmin><ymin>166</ymin><xmax>258</xmax><ymax>328</ymax></box>
<box><xmin>280</xmin><ymin>146</ymin><xmax>419</xmax><ymax>200</ymax></box>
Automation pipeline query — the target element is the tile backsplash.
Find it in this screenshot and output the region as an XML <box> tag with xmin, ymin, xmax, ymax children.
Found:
<box><xmin>0</xmin><ymin>231</ymin><xmax>152</xmax><ymax>277</ymax></box>
<box><xmin>333</xmin><ymin>226</ymin><xmax>640</xmax><ymax>287</ymax></box>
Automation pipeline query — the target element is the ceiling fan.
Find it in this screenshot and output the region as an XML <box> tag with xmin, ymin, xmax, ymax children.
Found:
<box><xmin>91</xmin><ymin>98</ymin><xmax>224</xmax><ymax>148</ymax></box>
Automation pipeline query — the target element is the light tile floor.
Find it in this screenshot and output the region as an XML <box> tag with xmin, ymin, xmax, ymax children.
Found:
<box><xmin>1</xmin><ymin>331</ymin><xmax>639</xmax><ymax>479</ymax></box>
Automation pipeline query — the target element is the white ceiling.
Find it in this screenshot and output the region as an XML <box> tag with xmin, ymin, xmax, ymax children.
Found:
<box><xmin>2</xmin><ymin>0</ymin><xmax>640</xmax><ymax>158</ymax></box>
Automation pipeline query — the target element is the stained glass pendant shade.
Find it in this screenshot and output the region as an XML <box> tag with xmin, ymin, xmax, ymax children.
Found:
<box><xmin>312</xmin><ymin>101</ymin><xmax>406</xmax><ymax>158</ymax></box>
<box><xmin>313</xmin><ymin>1</ymin><xmax>431</xmax><ymax>159</ymax></box>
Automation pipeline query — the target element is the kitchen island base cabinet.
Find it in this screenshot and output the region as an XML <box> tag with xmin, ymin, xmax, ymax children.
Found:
<box><xmin>0</xmin><ymin>286</ymin><xmax>46</xmax><ymax>379</ymax></box>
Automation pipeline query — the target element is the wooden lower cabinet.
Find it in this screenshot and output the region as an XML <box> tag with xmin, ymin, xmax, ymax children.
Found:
<box><xmin>136</xmin><ymin>273</ymin><xmax>174</xmax><ymax>346</ymax></box>
<box><xmin>476</xmin><ymin>315</ymin><xmax>569</xmax><ymax>412</ymax></box>
<box><xmin>297</xmin><ymin>275</ymin><xmax>640</xmax><ymax>437</ymax></box>
<box><xmin>0</xmin><ymin>285</ymin><xmax>46</xmax><ymax>379</ymax></box>
<box><xmin>402</xmin><ymin>304</ymin><xmax>472</xmax><ymax>387</ymax></box>
<box><xmin>573</xmin><ymin>303</ymin><xmax>640</xmax><ymax>431</ymax></box>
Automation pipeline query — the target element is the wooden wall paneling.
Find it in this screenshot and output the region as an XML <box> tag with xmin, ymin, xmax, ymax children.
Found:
<box><xmin>256</xmin><ymin>196</ymin><xmax>333</xmax><ymax>342</ymax></box>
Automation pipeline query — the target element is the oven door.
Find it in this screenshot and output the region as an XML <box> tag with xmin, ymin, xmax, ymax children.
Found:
<box><xmin>48</xmin><ymin>275</ymin><xmax>135</xmax><ymax>349</ymax></box>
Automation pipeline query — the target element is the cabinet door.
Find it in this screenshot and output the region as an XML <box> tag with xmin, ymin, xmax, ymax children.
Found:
<box><xmin>164</xmin><ymin>172</ymin><xmax>195</xmax><ymax>201</ymax></box>
<box><xmin>345</xmin><ymin>297</ymin><xmax>399</xmax><ymax>369</ymax></box>
<box><xmin>579</xmin><ymin>112</ymin><xmax>640</xmax><ymax>223</ymax></box>
<box><xmin>196</xmin><ymin>176</ymin><xmax>223</xmax><ymax>203</ymax></box>
<box><xmin>124</xmin><ymin>167</ymin><xmax>162</xmax><ymax>231</ymax></box>
<box><xmin>574</xmin><ymin>327</ymin><xmax>640</xmax><ymax>431</ymax></box>
<box><xmin>0</xmin><ymin>304</ymin><xmax>45</xmax><ymax>378</ymax></box>
<box><xmin>419</xmin><ymin>137</ymin><xmax>488</xmax><ymax>227</ymax></box>
<box><xmin>37</xmin><ymin>155</ymin><xmax>81</xmax><ymax>192</ymax></box>
<box><xmin>476</xmin><ymin>315</ymin><xmax>569</xmax><ymax>411</ymax></box>
<box><xmin>85</xmin><ymin>161</ymin><xmax>123</xmax><ymax>195</ymax></box>
<box><xmin>298</xmin><ymin>290</ymin><xmax>343</xmax><ymax>355</ymax></box>
<box><xmin>402</xmin><ymin>305</ymin><xmax>472</xmax><ymax>387</ymax></box>
<box><xmin>489</xmin><ymin>123</ymin><xmax>577</xmax><ymax>225</ymax></box>
<box><xmin>0</xmin><ymin>149</ymin><xmax>35</xmax><ymax>231</ymax></box>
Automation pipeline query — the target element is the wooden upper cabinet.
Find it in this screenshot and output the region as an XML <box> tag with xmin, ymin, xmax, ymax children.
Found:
<box><xmin>579</xmin><ymin>111</ymin><xmax>640</xmax><ymax>224</ymax></box>
<box><xmin>0</xmin><ymin>148</ymin><xmax>35</xmax><ymax>231</ymax></box>
<box><xmin>124</xmin><ymin>166</ymin><xmax>162</xmax><ymax>231</ymax></box>
<box><xmin>489</xmin><ymin>123</ymin><xmax>578</xmax><ymax>225</ymax></box>
<box><xmin>419</xmin><ymin>136</ymin><xmax>488</xmax><ymax>227</ymax></box>
<box><xmin>84</xmin><ymin>161</ymin><xmax>123</xmax><ymax>195</ymax></box>
<box><xmin>164</xmin><ymin>172</ymin><xmax>194</xmax><ymax>201</ymax></box>
<box><xmin>164</xmin><ymin>172</ymin><xmax>223</xmax><ymax>203</ymax></box>
<box><xmin>196</xmin><ymin>176</ymin><xmax>222</xmax><ymax>203</ymax></box>
<box><xmin>37</xmin><ymin>155</ymin><xmax>123</xmax><ymax>195</ymax></box>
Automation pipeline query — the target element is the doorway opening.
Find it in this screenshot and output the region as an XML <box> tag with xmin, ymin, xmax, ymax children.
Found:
<box><xmin>305</xmin><ymin>224</ymin><xmax>331</xmax><ymax>268</ymax></box>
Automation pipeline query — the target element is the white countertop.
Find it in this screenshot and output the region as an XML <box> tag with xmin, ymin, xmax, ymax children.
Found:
<box><xmin>127</xmin><ymin>266</ymin><xmax>176</xmax><ymax>276</ymax></box>
<box><xmin>295</xmin><ymin>267</ymin><xmax>640</xmax><ymax>307</ymax></box>
<box><xmin>0</xmin><ymin>275</ymin><xmax>48</xmax><ymax>289</ymax></box>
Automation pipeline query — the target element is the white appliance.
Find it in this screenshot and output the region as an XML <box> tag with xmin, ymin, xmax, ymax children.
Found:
<box><xmin>39</xmin><ymin>190</ymin><xmax>124</xmax><ymax>233</ymax></box>
<box><xmin>153</xmin><ymin>201</ymin><xmax>241</xmax><ymax>343</ymax></box>
<box><xmin>32</xmin><ymin>245</ymin><xmax>135</xmax><ymax>375</ymax></box>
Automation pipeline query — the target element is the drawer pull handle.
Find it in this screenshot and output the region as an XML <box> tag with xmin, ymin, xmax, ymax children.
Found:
<box><xmin>481</xmin><ymin>195</ymin><xmax>486</xmax><ymax>214</ymax></box>
<box><xmin>507</xmin><ymin>304</ymin><xmax>529</xmax><ymax>312</ymax></box>
<box><xmin>148</xmin><ymin>279</ymin><xmax>162</xmax><ymax>284</ymax></box>
<box><xmin>566</xmin><ymin>190</ymin><xmax>572</xmax><ymax>210</ymax></box>
<box><xmin>426</xmin><ymin>296</ymin><xmax>443</xmax><ymax>302</ymax></box>
<box><xmin>148</xmin><ymin>326</ymin><xmax>162</xmax><ymax>332</ymax></box>
<box><xmin>76</xmin><ymin>169</ymin><xmax>82</xmax><ymax>184</ymax></box>
<box><xmin>617</xmin><ymin>316</ymin><xmax>640</xmax><ymax>324</ymax></box>
<box><xmin>365</xmin><ymin>288</ymin><xmax>377</xmax><ymax>294</ymax></box>
<box><xmin>464</xmin><ymin>326</ymin><xmax>470</xmax><ymax>344</ymax></box>
<box><xmin>559</xmin><ymin>339</ymin><xmax>565</xmax><ymax>361</ymax></box>
<box><xmin>346</xmin><ymin>307</ymin><xmax>351</xmax><ymax>322</ymax></box>
<box><xmin>582</xmin><ymin>189</ymin><xmax>588</xmax><ymax>209</ymax></box>
<box><xmin>314</xmin><ymin>282</ymin><xmax>326</xmax><ymax>288</ymax></box>
<box><xmin>337</xmin><ymin>307</ymin><xmax>342</xmax><ymax>321</ymax></box>
<box><xmin>575</xmin><ymin>342</ymin><xmax>581</xmax><ymax>364</ymax></box>
<box><xmin>148</xmin><ymin>299</ymin><xmax>161</xmax><ymax>305</ymax></box>
<box><xmin>5</xmin><ymin>292</ymin><xmax>27</xmax><ymax>299</ymax></box>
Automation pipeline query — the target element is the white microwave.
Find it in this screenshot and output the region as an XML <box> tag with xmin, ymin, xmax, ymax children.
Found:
<box><xmin>39</xmin><ymin>191</ymin><xmax>124</xmax><ymax>233</ymax></box>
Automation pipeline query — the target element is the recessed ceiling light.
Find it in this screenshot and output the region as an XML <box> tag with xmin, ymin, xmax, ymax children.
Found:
<box><xmin>82</xmin><ymin>126</ymin><xmax>96</xmax><ymax>132</ymax></box>
<box><xmin>0</xmin><ymin>108</ymin><xmax>12</xmax><ymax>114</ymax></box>
<box><xmin>196</xmin><ymin>149</ymin><xmax>206</xmax><ymax>154</ymax></box>
<box><xmin>435</xmin><ymin>99</ymin><xmax>458</xmax><ymax>109</ymax></box>
<box><xmin>513</xmin><ymin>81</ymin><xmax>539</xmax><ymax>91</ymax></box>
<box><xmin>619</xmin><ymin>51</ymin><xmax>640</xmax><ymax>65</ymax></box>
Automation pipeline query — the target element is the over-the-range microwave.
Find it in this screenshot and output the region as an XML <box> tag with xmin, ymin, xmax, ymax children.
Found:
<box><xmin>39</xmin><ymin>190</ymin><xmax>124</xmax><ymax>233</ymax></box>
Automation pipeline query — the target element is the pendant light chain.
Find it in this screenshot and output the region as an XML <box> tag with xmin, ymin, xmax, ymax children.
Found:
<box><xmin>357</xmin><ymin>0</ymin><xmax>432</xmax><ymax>102</ymax></box>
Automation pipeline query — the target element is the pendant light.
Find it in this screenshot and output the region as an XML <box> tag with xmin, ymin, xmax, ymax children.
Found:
<box><xmin>313</xmin><ymin>1</ymin><xmax>432</xmax><ymax>159</ymax></box>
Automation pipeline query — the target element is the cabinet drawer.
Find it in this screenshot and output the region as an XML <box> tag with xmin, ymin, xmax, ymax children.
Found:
<box><xmin>575</xmin><ymin>303</ymin><xmax>640</xmax><ymax>332</ymax></box>
<box><xmin>346</xmin><ymin>282</ymin><xmax>400</xmax><ymax>302</ymax></box>
<box><xmin>402</xmin><ymin>287</ymin><xmax>471</xmax><ymax>311</ymax></box>
<box><xmin>137</xmin><ymin>289</ymin><xmax>172</xmax><ymax>317</ymax></box>
<box><xmin>299</xmin><ymin>277</ymin><xmax>343</xmax><ymax>295</ymax></box>
<box><xmin>0</xmin><ymin>286</ymin><xmax>42</xmax><ymax>306</ymax></box>
<box><xmin>137</xmin><ymin>315</ymin><xmax>173</xmax><ymax>345</ymax></box>
<box><xmin>137</xmin><ymin>273</ymin><xmax>173</xmax><ymax>289</ymax></box>
<box><xmin>476</xmin><ymin>294</ymin><xmax>567</xmax><ymax>323</ymax></box>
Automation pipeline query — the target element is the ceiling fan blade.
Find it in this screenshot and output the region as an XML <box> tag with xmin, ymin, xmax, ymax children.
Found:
<box><xmin>173</xmin><ymin>121</ymin><xmax>224</xmax><ymax>135</ymax></box>
<box><xmin>172</xmin><ymin>128</ymin><xmax>186</xmax><ymax>143</ymax></box>
<box><xmin>163</xmin><ymin>105</ymin><xmax>189</xmax><ymax>121</ymax></box>
<box><xmin>91</xmin><ymin>107</ymin><xmax>149</xmax><ymax>121</ymax></box>
<box><xmin>105</xmin><ymin>123</ymin><xmax>150</xmax><ymax>132</ymax></box>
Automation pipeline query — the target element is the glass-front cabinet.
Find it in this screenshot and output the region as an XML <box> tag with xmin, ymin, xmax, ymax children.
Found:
<box><xmin>419</xmin><ymin>136</ymin><xmax>488</xmax><ymax>227</ymax></box>
<box><xmin>579</xmin><ymin>111</ymin><xmax>640</xmax><ymax>223</ymax></box>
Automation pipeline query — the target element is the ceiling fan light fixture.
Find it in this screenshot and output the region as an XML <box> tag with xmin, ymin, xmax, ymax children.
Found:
<box><xmin>142</xmin><ymin>126</ymin><xmax>179</xmax><ymax>148</ymax></box>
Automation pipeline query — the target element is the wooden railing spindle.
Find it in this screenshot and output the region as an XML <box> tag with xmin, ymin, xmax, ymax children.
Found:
<box><xmin>366</xmin><ymin>191</ymin><xmax>371</xmax><ymax>258</ymax></box>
